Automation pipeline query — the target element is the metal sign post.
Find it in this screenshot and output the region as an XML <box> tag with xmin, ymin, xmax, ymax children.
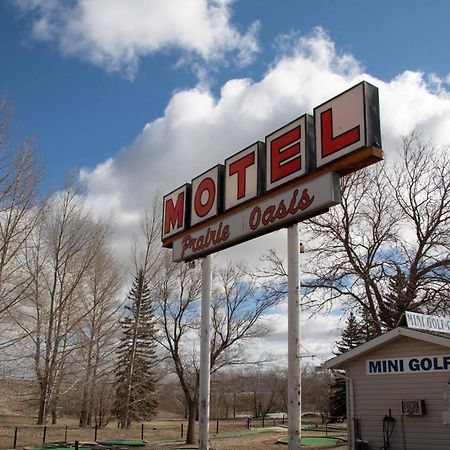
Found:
<box><xmin>287</xmin><ymin>224</ymin><xmax>301</xmax><ymax>449</ymax></box>
<box><xmin>199</xmin><ymin>255</ymin><xmax>212</xmax><ymax>450</ymax></box>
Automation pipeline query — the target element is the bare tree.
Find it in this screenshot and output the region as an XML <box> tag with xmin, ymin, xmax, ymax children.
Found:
<box><xmin>0</xmin><ymin>94</ymin><xmax>43</xmax><ymax>335</ymax></box>
<box><xmin>210</xmin><ymin>263</ymin><xmax>275</xmax><ymax>370</ymax></box>
<box><xmin>21</xmin><ymin>181</ymin><xmax>111</xmax><ymax>424</ymax></box>
<box><xmin>153</xmin><ymin>254</ymin><xmax>281</xmax><ymax>444</ymax></box>
<box><xmin>244</xmin><ymin>366</ymin><xmax>285</xmax><ymax>418</ymax></box>
<box><xmin>0</xmin><ymin>95</ymin><xmax>125</xmax><ymax>424</ymax></box>
<box><xmin>154</xmin><ymin>255</ymin><xmax>202</xmax><ymax>444</ymax></box>
<box><xmin>260</xmin><ymin>134</ymin><xmax>450</xmax><ymax>333</ymax></box>
<box><xmin>301</xmin><ymin>366</ymin><xmax>331</xmax><ymax>414</ymax></box>
<box><xmin>209</xmin><ymin>370</ymin><xmax>251</xmax><ymax>419</ymax></box>
<box><xmin>78</xmin><ymin>246</ymin><xmax>123</xmax><ymax>427</ymax></box>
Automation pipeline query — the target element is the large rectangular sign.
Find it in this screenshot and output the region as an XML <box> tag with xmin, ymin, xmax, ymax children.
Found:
<box><xmin>162</xmin><ymin>81</ymin><xmax>383</xmax><ymax>261</ymax></box>
<box><xmin>367</xmin><ymin>354</ymin><xmax>450</xmax><ymax>375</ymax></box>
<box><xmin>405</xmin><ymin>311</ymin><xmax>450</xmax><ymax>334</ymax></box>
<box><xmin>314</xmin><ymin>82</ymin><xmax>380</xmax><ymax>169</ymax></box>
<box><xmin>172</xmin><ymin>172</ymin><xmax>340</xmax><ymax>262</ymax></box>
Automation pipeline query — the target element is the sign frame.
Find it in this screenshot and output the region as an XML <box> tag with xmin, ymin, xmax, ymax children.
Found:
<box><xmin>224</xmin><ymin>141</ymin><xmax>265</xmax><ymax>211</ymax></box>
<box><xmin>314</xmin><ymin>81</ymin><xmax>381</xmax><ymax>170</ymax></box>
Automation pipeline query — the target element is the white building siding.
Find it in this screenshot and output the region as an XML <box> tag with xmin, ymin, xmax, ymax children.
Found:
<box><xmin>345</xmin><ymin>336</ymin><xmax>450</xmax><ymax>450</ymax></box>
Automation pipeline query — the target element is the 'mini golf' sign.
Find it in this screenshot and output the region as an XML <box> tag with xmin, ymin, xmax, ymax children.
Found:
<box><xmin>367</xmin><ymin>355</ymin><xmax>450</xmax><ymax>375</ymax></box>
<box><xmin>162</xmin><ymin>81</ymin><xmax>382</xmax><ymax>262</ymax></box>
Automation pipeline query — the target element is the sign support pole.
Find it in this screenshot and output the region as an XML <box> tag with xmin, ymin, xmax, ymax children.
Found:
<box><xmin>199</xmin><ymin>254</ymin><xmax>212</xmax><ymax>450</ymax></box>
<box><xmin>287</xmin><ymin>224</ymin><xmax>301</xmax><ymax>450</ymax></box>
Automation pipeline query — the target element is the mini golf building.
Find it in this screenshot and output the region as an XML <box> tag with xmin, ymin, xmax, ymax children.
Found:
<box><xmin>325</xmin><ymin>327</ymin><xmax>450</xmax><ymax>450</ymax></box>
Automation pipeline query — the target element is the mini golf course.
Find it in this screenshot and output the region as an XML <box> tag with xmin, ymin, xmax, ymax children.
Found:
<box><xmin>24</xmin><ymin>424</ymin><xmax>347</xmax><ymax>449</ymax></box>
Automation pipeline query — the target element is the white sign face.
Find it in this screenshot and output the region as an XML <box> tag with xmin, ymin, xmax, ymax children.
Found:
<box><xmin>315</xmin><ymin>82</ymin><xmax>378</xmax><ymax>169</ymax></box>
<box><xmin>224</xmin><ymin>142</ymin><xmax>262</xmax><ymax>211</ymax></box>
<box><xmin>162</xmin><ymin>184</ymin><xmax>189</xmax><ymax>240</ymax></box>
<box><xmin>266</xmin><ymin>115</ymin><xmax>309</xmax><ymax>192</ymax></box>
<box><xmin>367</xmin><ymin>355</ymin><xmax>450</xmax><ymax>375</ymax></box>
<box><xmin>172</xmin><ymin>172</ymin><xmax>340</xmax><ymax>262</ymax></box>
<box><xmin>406</xmin><ymin>311</ymin><xmax>450</xmax><ymax>334</ymax></box>
<box><xmin>191</xmin><ymin>165</ymin><xmax>223</xmax><ymax>227</ymax></box>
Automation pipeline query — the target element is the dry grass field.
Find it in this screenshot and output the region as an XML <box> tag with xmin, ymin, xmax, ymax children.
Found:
<box><xmin>0</xmin><ymin>379</ymin><xmax>347</xmax><ymax>449</ymax></box>
<box><xmin>0</xmin><ymin>415</ymin><xmax>348</xmax><ymax>450</ymax></box>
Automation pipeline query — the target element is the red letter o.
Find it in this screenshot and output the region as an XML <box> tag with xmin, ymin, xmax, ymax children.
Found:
<box><xmin>194</xmin><ymin>177</ymin><xmax>216</xmax><ymax>217</ymax></box>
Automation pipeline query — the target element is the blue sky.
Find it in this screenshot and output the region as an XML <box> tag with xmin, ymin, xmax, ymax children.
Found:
<box><xmin>1</xmin><ymin>0</ymin><xmax>449</xmax><ymax>190</ymax></box>
<box><xmin>1</xmin><ymin>0</ymin><xmax>450</xmax><ymax>358</ymax></box>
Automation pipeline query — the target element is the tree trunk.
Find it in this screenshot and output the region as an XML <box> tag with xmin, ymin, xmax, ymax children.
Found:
<box><xmin>79</xmin><ymin>374</ymin><xmax>92</xmax><ymax>427</ymax></box>
<box><xmin>79</xmin><ymin>342</ymin><xmax>94</xmax><ymax>427</ymax></box>
<box><xmin>37</xmin><ymin>377</ymin><xmax>49</xmax><ymax>425</ymax></box>
<box><xmin>186</xmin><ymin>399</ymin><xmax>197</xmax><ymax>445</ymax></box>
<box><xmin>79</xmin><ymin>408</ymin><xmax>88</xmax><ymax>428</ymax></box>
<box><xmin>37</xmin><ymin>393</ymin><xmax>47</xmax><ymax>425</ymax></box>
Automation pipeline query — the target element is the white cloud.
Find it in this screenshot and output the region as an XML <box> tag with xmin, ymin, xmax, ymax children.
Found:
<box><xmin>13</xmin><ymin>0</ymin><xmax>259</xmax><ymax>79</ymax></box>
<box><xmin>381</xmin><ymin>71</ymin><xmax>450</xmax><ymax>150</ymax></box>
<box><xmin>250</xmin><ymin>300</ymin><xmax>342</xmax><ymax>365</ymax></box>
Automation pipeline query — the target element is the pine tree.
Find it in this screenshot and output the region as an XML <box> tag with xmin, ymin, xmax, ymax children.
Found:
<box><xmin>360</xmin><ymin>308</ymin><xmax>381</xmax><ymax>341</ymax></box>
<box><xmin>335</xmin><ymin>312</ymin><xmax>368</xmax><ymax>354</ymax></box>
<box><xmin>329</xmin><ymin>312</ymin><xmax>367</xmax><ymax>421</ymax></box>
<box><xmin>115</xmin><ymin>269</ymin><xmax>158</xmax><ymax>427</ymax></box>
<box><xmin>382</xmin><ymin>267</ymin><xmax>418</xmax><ymax>328</ymax></box>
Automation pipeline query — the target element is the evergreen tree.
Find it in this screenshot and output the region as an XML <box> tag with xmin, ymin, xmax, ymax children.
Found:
<box><xmin>360</xmin><ymin>308</ymin><xmax>381</xmax><ymax>341</ymax></box>
<box><xmin>335</xmin><ymin>312</ymin><xmax>367</xmax><ymax>355</ymax></box>
<box><xmin>329</xmin><ymin>312</ymin><xmax>367</xmax><ymax>421</ymax></box>
<box><xmin>382</xmin><ymin>267</ymin><xmax>419</xmax><ymax>328</ymax></box>
<box><xmin>115</xmin><ymin>269</ymin><xmax>158</xmax><ymax>427</ymax></box>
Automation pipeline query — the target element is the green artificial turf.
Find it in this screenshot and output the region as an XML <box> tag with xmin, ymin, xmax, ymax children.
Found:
<box><xmin>98</xmin><ymin>440</ymin><xmax>146</xmax><ymax>446</ymax></box>
<box><xmin>29</xmin><ymin>448</ymin><xmax>93</xmax><ymax>450</ymax></box>
<box><xmin>278</xmin><ymin>436</ymin><xmax>346</xmax><ymax>446</ymax></box>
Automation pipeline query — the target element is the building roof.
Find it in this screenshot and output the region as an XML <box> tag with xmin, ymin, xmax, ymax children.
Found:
<box><xmin>325</xmin><ymin>327</ymin><xmax>450</xmax><ymax>370</ymax></box>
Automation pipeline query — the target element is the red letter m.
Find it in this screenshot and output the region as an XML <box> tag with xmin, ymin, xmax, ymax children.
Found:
<box><xmin>164</xmin><ymin>192</ymin><xmax>185</xmax><ymax>235</ymax></box>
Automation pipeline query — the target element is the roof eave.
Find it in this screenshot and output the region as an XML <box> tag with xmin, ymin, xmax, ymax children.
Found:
<box><xmin>325</xmin><ymin>327</ymin><xmax>450</xmax><ymax>370</ymax></box>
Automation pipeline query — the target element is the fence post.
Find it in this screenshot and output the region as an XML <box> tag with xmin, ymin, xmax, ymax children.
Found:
<box><xmin>42</xmin><ymin>426</ymin><xmax>47</xmax><ymax>444</ymax></box>
<box><xmin>94</xmin><ymin>424</ymin><xmax>98</xmax><ymax>441</ymax></box>
<box><xmin>262</xmin><ymin>416</ymin><xmax>265</xmax><ymax>428</ymax></box>
<box><xmin>65</xmin><ymin>425</ymin><xmax>68</xmax><ymax>442</ymax></box>
<box><xmin>141</xmin><ymin>423</ymin><xmax>144</xmax><ymax>440</ymax></box>
<box><xmin>282</xmin><ymin>414</ymin><xmax>285</xmax><ymax>425</ymax></box>
<box><xmin>13</xmin><ymin>427</ymin><xmax>18</xmax><ymax>449</ymax></box>
<box><xmin>75</xmin><ymin>440</ymin><xmax>79</xmax><ymax>450</ymax></box>
<box><xmin>247</xmin><ymin>417</ymin><xmax>250</xmax><ymax>430</ymax></box>
<box><xmin>216</xmin><ymin>419</ymin><xmax>219</xmax><ymax>434</ymax></box>
<box><xmin>181</xmin><ymin>423</ymin><xmax>184</xmax><ymax>438</ymax></box>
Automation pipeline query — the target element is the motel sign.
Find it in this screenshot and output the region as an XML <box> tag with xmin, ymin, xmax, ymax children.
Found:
<box><xmin>162</xmin><ymin>81</ymin><xmax>382</xmax><ymax>261</ymax></box>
